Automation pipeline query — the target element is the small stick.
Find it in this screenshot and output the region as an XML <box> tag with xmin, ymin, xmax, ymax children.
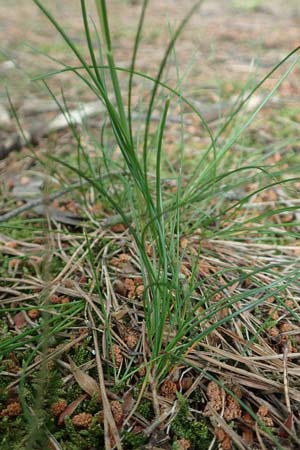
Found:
<box><xmin>0</xmin><ymin>188</ymin><xmax>69</xmax><ymax>223</ymax></box>
<box><xmin>283</xmin><ymin>342</ymin><xmax>291</xmax><ymax>414</ymax></box>
<box><xmin>0</xmin><ymin>172</ymin><xmax>128</xmax><ymax>223</ymax></box>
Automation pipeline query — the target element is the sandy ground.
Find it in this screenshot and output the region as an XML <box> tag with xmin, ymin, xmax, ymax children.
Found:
<box><xmin>1</xmin><ymin>0</ymin><xmax>300</xmax><ymax>106</ymax></box>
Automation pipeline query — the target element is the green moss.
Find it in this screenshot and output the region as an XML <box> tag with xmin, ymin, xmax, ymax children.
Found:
<box><xmin>110</xmin><ymin>380</ymin><xmax>127</xmax><ymax>395</ymax></box>
<box><xmin>232</xmin><ymin>0</ymin><xmax>263</xmax><ymax>12</ymax></box>
<box><xmin>82</xmin><ymin>394</ymin><xmax>100</xmax><ymax>415</ymax></box>
<box><xmin>65</xmin><ymin>383</ymin><xmax>84</xmax><ymax>403</ymax></box>
<box><xmin>0</xmin><ymin>218</ymin><xmax>44</xmax><ymax>241</ymax></box>
<box><xmin>46</xmin><ymin>370</ymin><xmax>65</xmax><ymax>401</ymax></box>
<box><xmin>122</xmin><ymin>430</ymin><xmax>148</xmax><ymax>449</ymax></box>
<box><xmin>49</xmin><ymin>255</ymin><xmax>67</xmax><ymax>277</ymax></box>
<box><xmin>170</xmin><ymin>395</ymin><xmax>212</xmax><ymax>449</ymax></box>
<box><xmin>136</xmin><ymin>398</ymin><xmax>155</xmax><ymax>421</ymax></box>
<box><xmin>58</xmin><ymin>416</ymin><xmax>104</xmax><ymax>450</ymax></box>
<box><xmin>0</xmin><ymin>415</ymin><xmax>28</xmax><ymax>450</ymax></box>
<box><xmin>71</xmin><ymin>343</ymin><xmax>92</xmax><ymax>367</ymax></box>
<box><xmin>37</xmin><ymin>40</ymin><xmax>71</xmax><ymax>56</ymax></box>
<box><xmin>7</xmin><ymin>368</ymin><xmax>67</xmax><ymax>448</ymax></box>
<box><xmin>190</xmin><ymin>387</ymin><xmax>205</xmax><ymax>404</ymax></box>
<box><xmin>0</xmin><ymin>256</ymin><xmax>10</xmax><ymax>278</ymax></box>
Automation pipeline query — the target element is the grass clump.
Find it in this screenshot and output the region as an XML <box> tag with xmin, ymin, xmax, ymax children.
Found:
<box><xmin>1</xmin><ymin>0</ymin><xmax>300</xmax><ymax>449</ymax></box>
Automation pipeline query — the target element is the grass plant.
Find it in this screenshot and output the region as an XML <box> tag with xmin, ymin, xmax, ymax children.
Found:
<box><xmin>1</xmin><ymin>0</ymin><xmax>300</xmax><ymax>448</ymax></box>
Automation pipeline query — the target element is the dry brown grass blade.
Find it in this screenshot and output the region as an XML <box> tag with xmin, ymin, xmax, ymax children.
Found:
<box><xmin>47</xmin><ymin>433</ymin><xmax>63</xmax><ymax>450</ymax></box>
<box><xmin>255</xmin><ymin>423</ymin><xmax>268</xmax><ymax>450</ymax></box>
<box><xmin>242</xmin><ymin>389</ymin><xmax>300</xmax><ymax>445</ymax></box>
<box><xmin>7</xmin><ymin>332</ymin><xmax>89</xmax><ymax>390</ymax></box>
<box><xmin>282</xmin><ymin>342</ymin><xmax>292</xmax><ymax>414</ymax></box>
<box><xmin>143</xmin><ymin>407</ymin><xmax>173</xmax><ymax>437</ymax></box>
<box><xmin>149</xmin><ymin>370</ymin><xmax>160</xmax><ymax>420</ymax></box>
<box><xmin>185</xmin><ymin>353</ymin><xmax>300</xmax><ymax>402</ymax></box>
<box><xmin>58</xmin><ymin>394</ymin><xmax>87</xmax><ymax>426</ymax></box>
<box><xmin>123</xmin><ymin>321</ymin><xmax>149</xmax><ymax>427</ymax></box>
<box><xmin>88</xmin><ymin>308</ymin><xmax>122</xmax><ymax>450</ymax></box>
<box><xmin>207</xmin><ymin>404</ymin><xmax>247</xmax><ymax>450</ymax></box>
<box><xmin>197</xmin><ymin>342</ymin><xmax>283</xmax><ymax>372</ymax></box>
<box><xmin>67</xmin><ymin>356</ymin><xmax>101</xmax><ymax>401</ymax></box>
